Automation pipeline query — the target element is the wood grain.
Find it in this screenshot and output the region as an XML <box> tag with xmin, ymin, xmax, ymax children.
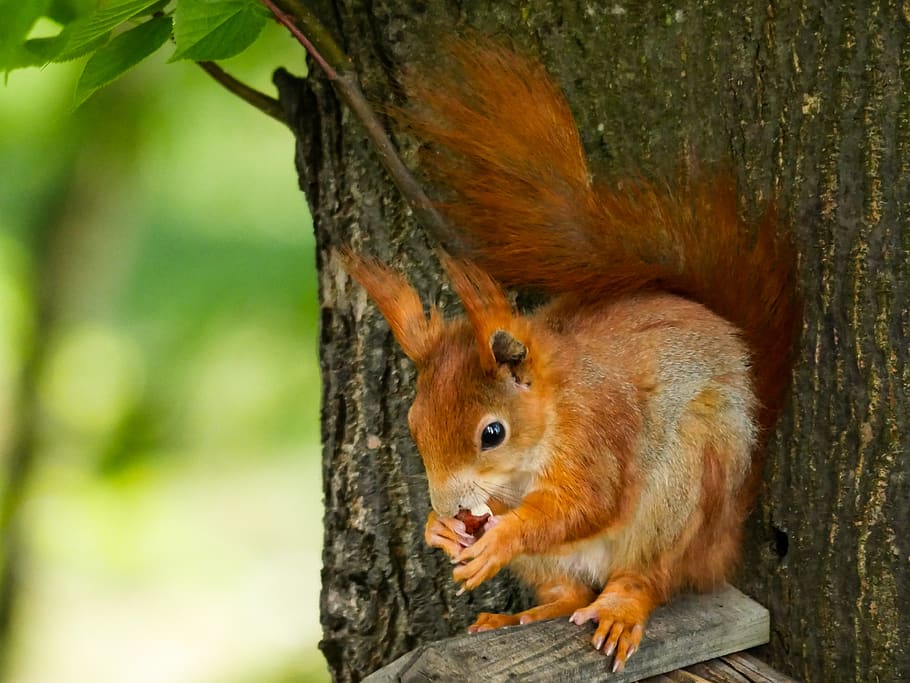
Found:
<box><xmin>364</xmin><ymin>585</ymin><xmax>768</xmax><ymax>682</ymax></box>
<box><xmin>720</xmin><ymin>653</ymin><xmax>798</xmax><ymax>683</ymax></box>
<box><xmin>644</xmin><ymin>653</ymin><xmax>798</xmax><ymax>683</ymax></box>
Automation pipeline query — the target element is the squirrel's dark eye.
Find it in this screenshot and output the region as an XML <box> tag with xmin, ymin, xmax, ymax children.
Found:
<box><xmin>481</xmin><ymin>421</ymin><xmax>506</xmax><ymax>450</ymax></box>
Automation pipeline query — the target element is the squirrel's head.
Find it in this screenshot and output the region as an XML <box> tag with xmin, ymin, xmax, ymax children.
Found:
<box><xmin>343</xmin><ymin>251</ymin><xmax>553</xmax><ymax>518</ymax></box>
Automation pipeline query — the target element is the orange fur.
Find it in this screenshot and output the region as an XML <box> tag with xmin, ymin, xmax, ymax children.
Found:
<box><xmin>402</xmin><ymin>41</ymin><xmax>800</xmax><ymax>447</ymax></box>
<box><xmin>439</xmin><ymin>254</ymin><xmax>516</xmax><ymax>373</ymax></box>
<box><xmin>470</xmin><ymin>578</ymin><xmax>595</xmax><ymax>632</ymax></box>
<box><xmin>343</xmin><ymin>38</ymin><xmax>800</xmax><ymax>670</ymax></box>
<box><xmin>341</xmin><ymin>250</ymin><xmax>442</xmax><ymax>365</ymax></box>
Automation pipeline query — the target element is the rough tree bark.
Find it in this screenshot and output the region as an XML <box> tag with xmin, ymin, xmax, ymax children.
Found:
<box><xmin>274</xmin><ymin>2</ymin><xmax>909</xmax><ymax>681</ymax></box>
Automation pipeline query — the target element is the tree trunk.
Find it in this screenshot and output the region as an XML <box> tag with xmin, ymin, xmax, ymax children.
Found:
<box><xmin>274</xmin><ymin>2</ymin><xmax>910</xmax><ymax>681</ymax></box>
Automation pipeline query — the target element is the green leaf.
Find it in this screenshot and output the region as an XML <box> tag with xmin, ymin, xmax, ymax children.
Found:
<box><xmin>53</xmin><ymin>0</ymin><xmax>165</xmax><ymax>62</ymax></box>
<box><xmin>5</xmin><ymin>36</ymin><xmax>68</xmax><ymax>71</ymax></box>
<box><xmin>46</xmin><ymin>0</ymin><xmax>98</xmax><ymax>25</ymax></box>
<box><xmin>2</xmin><ymin>38</ymin><xmax>59</xmax><ymax>72</ymax></box>
<box><xmin>172</xmin><ymin>0</ymin><xmax>267</xmax><ymax>62</ymax></box>
<box><xmin>0</xmin><ymin>0</ymin><xmax>51</xmax><ymax>69</ymax></box>
<box><xmin>136</xmin><ymin>0</ymin><xmax>172</xmax><ymax>16</ymax></box>
<box><xmin>74</xmin><ymin>14</ymin><xmax>172</xmax><ymax>106</ymax></box>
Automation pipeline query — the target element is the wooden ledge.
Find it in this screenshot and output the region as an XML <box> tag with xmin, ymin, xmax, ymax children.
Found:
<box><xmin>648</xmin><ymin>651</ymin><xmax>796</xmax><ymax>682</ymax></box>
<box><xmin>366</xmin><ymin>585</ymin><xmax>778</xmax><ymax>682</ymax></box>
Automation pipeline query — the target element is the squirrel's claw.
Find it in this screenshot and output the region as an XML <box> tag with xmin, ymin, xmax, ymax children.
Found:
<box><xmin>452</xmin><ymin>523</ymin><xmax>516</xmax><ymax>590</ymax></box>
<box><xmin>452</xmin><ymin>549</ymin><xmax>501</xmax><ymax>591</ymax></box>
<box><xmin>570</xmin><ymin>593</ymin><xmax>649</xmax><ymax>672</ymax></box>
<box><xmin>425</xmin><ymin>510</ymin><xmax>470</xmax><ymax>561</ymax></box>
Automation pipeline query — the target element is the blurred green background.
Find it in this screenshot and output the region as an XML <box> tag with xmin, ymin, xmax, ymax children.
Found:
<box><xmin>0</xmin><ymin>20</ymin><xmax>328</xmax><ymax>683</ymax></box>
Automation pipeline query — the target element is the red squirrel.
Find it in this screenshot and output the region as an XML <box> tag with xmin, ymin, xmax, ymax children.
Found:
<box><xmin>342</xmin><ymin>40</ymin><xmax>799</xmax><ymax>672</ymax></box>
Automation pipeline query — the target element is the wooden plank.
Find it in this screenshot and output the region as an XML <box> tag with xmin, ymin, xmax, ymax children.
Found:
<box><xmin>365</xmin><ymin>584</ymin><xmax>769</xmax><ymax>682</ymax></box>
<box><xmin>648</xmin><ymin>670</ymin><xmax>716</xmax><ymax>683</ymax></box>
<box><xmin>721</xmin><ymin>653</ymin><xmax>798</xmax><ymax>683</ymax></box>
<box><xmin>681</xmin><ymin>658</ymin><xmax>754</xmax><ymax>683</ymax></box>
<box><xmin>641</xmin><ymin>652</ymin><xmax>799</xmax><ymax>683</ymax></box>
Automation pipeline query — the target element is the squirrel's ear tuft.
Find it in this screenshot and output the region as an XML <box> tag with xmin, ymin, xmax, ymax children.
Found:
<box><xmin>439</xmin><ymin>252</ymin><xmax>515</xmax><ymax>372</ymax></box>
<box><xmin>491</xmin><ymin>330</ymin><xmax>527</xmax><ymax>367</ymax></box>
<box><xmin>339</xmin><ymin>249</ymin><xmax>441</xmax><ymax>365</ymax></box>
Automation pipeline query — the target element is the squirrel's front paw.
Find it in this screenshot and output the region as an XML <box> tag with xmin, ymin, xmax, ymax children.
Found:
<box><xmin>425</xmin><ymin>511</ymin><xmax>473</xmax><ymax>561</ymax></box>
<box><xmin>570</xmin><ymin>591</ymin><xmax>650</xmax><ymax>673</ymax></box>
<box><xmin>452</xmin><ymin>519</ymin><xmax>518</xmax><ymax>592</ymax></box>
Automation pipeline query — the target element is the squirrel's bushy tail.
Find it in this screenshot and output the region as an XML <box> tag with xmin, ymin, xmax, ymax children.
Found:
<box><xmin>401</xmin><ymin>40</ymin><xmax>800</xmax><ymax>438</ymax></box>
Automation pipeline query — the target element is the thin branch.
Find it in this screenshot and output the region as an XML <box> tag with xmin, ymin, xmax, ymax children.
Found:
<box><xmin>261</xmin><ymin>0</ymin><xmax>345</xmax><ymax>77</ymax></box>
<box><xmin>261</xmin><ymin>0</ymin><xmax>452</xmax><ymax>244</ymax></box>
<box><xmin>197</xmin><ymin>61</ymin><xmax>288</xmax><ymax>127</ymax></box>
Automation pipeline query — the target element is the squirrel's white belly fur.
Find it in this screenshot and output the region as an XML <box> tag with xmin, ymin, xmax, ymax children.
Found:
<box><xmin>511</xmin><ymin>534</ymin><xmax>616</xmax><ymax>588</ymax></box>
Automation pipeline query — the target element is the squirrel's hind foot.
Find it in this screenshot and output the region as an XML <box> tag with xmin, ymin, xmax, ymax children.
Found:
<box><xmin>569</xmin><ymin>573</ymin><xmax>659</xmax><ymax>672</ymax></box>
<box><xmin>467</xmin><ymin>611</ymin><xmax>521</xmax><ymax>633</ymax></box>
<box><xmin>468</xmin><ymin>586</ymin><xmax>594</xmax><ymax>633</ymax></box>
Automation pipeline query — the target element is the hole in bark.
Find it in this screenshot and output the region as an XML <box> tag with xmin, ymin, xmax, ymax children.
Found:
<box><xmin>772</xmin><ymin>525</ymin><xmax>789</xmax><ymax>558</ymax></box>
